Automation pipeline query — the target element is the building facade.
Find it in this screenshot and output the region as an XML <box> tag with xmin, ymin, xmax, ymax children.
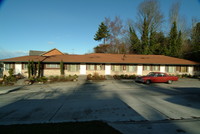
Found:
<box><xmin>1</xmin><ymin>48</ymin><xmax>200</xmax><ymax>77</ymax></box>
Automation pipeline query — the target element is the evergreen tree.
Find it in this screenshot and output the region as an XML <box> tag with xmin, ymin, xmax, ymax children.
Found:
<box><xmin>129</xmin><ymin>26</ymin><xmax>141</xmax><ymax>54</ymax></box>
<box><xmin>190</xmin><ymin>22</ymin><xmax>200</xmax><ymax>62</ymax></box>
<box><xmin>176</xmin><ymin>31</ymin><xmax>182</xmax><ymax>57</ymax></box>
<box><xmin>149</xmin><ymin>30</ymin><xmax>156</xmax><ymax>54</ymax></box>
<box><xmin>37</xmin><ymin>61</ymin><xmax>41</xmax><ymax>78</ymax></box>
<box><xmin>168</xmin><ymin>21</ymin><xmax>178</xmax><ymax>57</ymax></box>
<box><xmin>94</xmin><ymin>22</ymin><xmax>110</xmax><ymax>44</ymax></box>
<box><xmin>31</xmin><ymin>60</ymin><xmax>36</xmax><ymax>76</ymax></box>
<box><xmin>28</xmin><ymin>60</ymin><xmax>31</xmax><ymax>78</ymax></box>
<box><xmin>60</xmin><ymin>60</ymin><xmax>64</xmax><ymax>75</ymax></box>
<box><xmin>141</xmin><ymin>18</ymin><xmax>149</xmax><ymax>54</ymax></box>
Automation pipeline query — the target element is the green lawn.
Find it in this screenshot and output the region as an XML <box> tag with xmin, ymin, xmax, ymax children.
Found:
<box><xmin>0</xmin><ymin>121</ymin><xmax>121</xmax><ymax>134</ymax></box>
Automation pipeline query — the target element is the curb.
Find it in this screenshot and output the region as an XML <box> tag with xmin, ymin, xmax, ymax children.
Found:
<box><xmin>0</xmin><ymin>86</ymin><xmax>23</xmax><ymax>95</ymax></box>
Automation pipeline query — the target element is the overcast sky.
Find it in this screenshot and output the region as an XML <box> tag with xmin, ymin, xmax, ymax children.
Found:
<box><xmin>0</xmin><ymin>0</ymin><xmax>200</xmax><ymax>59</ymax></box>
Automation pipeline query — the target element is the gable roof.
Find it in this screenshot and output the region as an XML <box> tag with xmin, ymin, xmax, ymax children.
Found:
<box><xmin>0</xmin><ymin>52</ymin><xmax>199</xmax><ymax>65</ymax></box>
<box><xmin>41</xmin><ymin>48</ymin><xmax>64</xmax><ymax>56</ymax></box>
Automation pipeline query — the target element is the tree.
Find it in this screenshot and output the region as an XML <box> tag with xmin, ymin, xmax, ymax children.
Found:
<box><xmin>136</xmin><ymin>0</ymin><xmax>164</xmax><ymax>35</ymax></box>
<box><xmin>168</xmin><ymin>21</ymin><xmax>182</xmax><ymax>57</ymax></box>
<box><xmin>28</xmin><ymin>60</ymin><xmax>31</xmax><ymax>78</ymax></box>
<box><xmin>129</xmin><ymin>26</ymin><xmax>141</xmax><ymax>54</ymax></box>
<box><xmin>60</xmin><ymin>60</ymin><xmax>64</xmax><ymax>75</ymax></box>
<box><xmin>104</xmin><ymin>16</ymin><xmax>128</xmax><ymax>54</ymax></box>
<box><xmin>169</xmin><ymin>1</ymin><xmax>188</xmax><ymax>40</ymax></box>
<box><xmin>190</xmin><ymin>22</ymin><xmax>200</xmax><ymax>62</ymax></box>
<box><xmin>94</xmin><ymin>44</ymin><xmax>110</xmax><ymax>53</ymax></box>
<box><xmin>94</xmin><ymin>22</ymin><xmax>110</xmax><ymax>44</ymax></box>
<box><xmin>168</xmin><ymin>21</ymin><xmax>178</xmax><ymax>56</ymax></box>
<box><xmin>141</xmin><ymin>17</ymin><xmax>149</xmax><ymax>54</ymax></box>
<box><xmin>37</xmin><ymin>61</ymin><xmax>41</xmax><ymax>78</ymax></box>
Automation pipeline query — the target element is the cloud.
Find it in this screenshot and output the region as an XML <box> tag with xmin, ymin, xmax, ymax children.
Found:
<box><xmin>48</xmin><ymin>41</ymin><xmax>56</xmax><ymax>45</ymax></box>
<box><xmin>0</xmin><ymin>50</ymin><xmax>28</xmax><ymax>60</ymax></box>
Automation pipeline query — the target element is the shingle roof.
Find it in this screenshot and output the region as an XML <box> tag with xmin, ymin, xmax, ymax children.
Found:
<box><xmin>0</xmin><ymin>53</ymin><xmax>199</xmax><ymax>65</ymax></box>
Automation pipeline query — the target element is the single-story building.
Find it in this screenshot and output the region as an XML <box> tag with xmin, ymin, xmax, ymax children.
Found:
<box><xmin>0</xmin><ymin>48</ymin><xmax>200</xmax><ymax>77</ymax></box>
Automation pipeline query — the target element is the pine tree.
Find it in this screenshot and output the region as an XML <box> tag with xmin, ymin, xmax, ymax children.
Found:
<box><xmin>176</xmin><ymin>31</ymin><xmax>182</xmax><ymax>57</ymax></box>
<box><xmin>129</xmin><ymin>26</ymin><xmax>141</xmax><ymax>54</ymax></box>
<box><xmin>141</xmin><ymin>17</ymin><xmax>149</xmax><ymax>54</ymax></box>
<box><xmin>94</xmin><ymin>22</ymin><xmax>110</xmax><ymax>44</ymax></box>
<box><xmin>60</xmin><ymin>60</ymin><xmax>64</xmax><ymax>75</ymax></box>
<box><xmin>28</xmin><ymin>60</ymin><xmax>31</xmax><ymax>78</ymax></box>
<box><xmin>168</xmin><ymin>21</ymin><xmax>178</xmax><ymax>57</ymax></box>
<box><xmin>190</xmin><ymin>22</ymin><xmax>200</xmax><ymax>62</ymax></box>
<box><xmin>37</xmin><ymin>61</ymin><xmax>41</xmax><ymax>78</ymax></box>
<box><xmin>149</xmin><ymin>30</ymin><xmax>156</xmax><ymax>54</ymax></box>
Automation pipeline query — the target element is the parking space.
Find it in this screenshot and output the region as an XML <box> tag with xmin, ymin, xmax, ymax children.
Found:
<box><xmin>0</xmin><ymin>79</ymin><xmax>200</xmax><ymax>133</ymax></box>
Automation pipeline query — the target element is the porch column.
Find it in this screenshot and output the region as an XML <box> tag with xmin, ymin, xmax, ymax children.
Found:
<box><xmin>137</xmin><ymin>65</ymin><xmax>143</xmax><ymax>75</ymax></box>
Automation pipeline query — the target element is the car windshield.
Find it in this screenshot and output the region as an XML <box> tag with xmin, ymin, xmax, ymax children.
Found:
<box><xmin>147</xmin><ymin>72</ymin><xmax>155</xmax><ymax>76</ymax></box>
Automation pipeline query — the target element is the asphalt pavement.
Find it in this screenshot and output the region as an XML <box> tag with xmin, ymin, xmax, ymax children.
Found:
<box><xmin>0</xmin><ymin>78</ymin><xmax>200</xmax><ymax>134</ymax></box>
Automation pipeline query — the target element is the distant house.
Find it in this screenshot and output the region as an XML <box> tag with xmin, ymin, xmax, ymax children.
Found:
<box><xmin>0</xmin><ymin>48</ymin><xmax>200</xmax><ymax>77</ymax></box>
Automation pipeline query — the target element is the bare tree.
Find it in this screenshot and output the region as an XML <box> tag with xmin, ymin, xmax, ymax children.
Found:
<box><xmin>169</xmin><ymin>2</ymin><xmax>189</xmax><ymax>39</ymax></box>
<box><xmin>136</xmin><ymin>0</ymin><xmax>164</xmax><ymax>35</ymax></box>
<box><xmin>169</xmin><ymin>2</ymin><xmax>180</xmax><ymax>25</ymax></box>
<box><xmin>104</xmin><ymin>16</ymin><xmax>128</xmax><ymax>53</ymax></box>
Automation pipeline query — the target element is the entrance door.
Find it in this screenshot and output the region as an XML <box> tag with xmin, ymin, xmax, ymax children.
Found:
<box><xmin>105</xmin><ymin>65</ymin><xmax>111</xmax><ymax>75</ymax></box>
<box><xmin>15</xmin><ymin>64</ymin><xmax>22</xmax><ymax>74</ymax></box>
<box><xmin>80</xmin><ymin>64</ymin><xmax>86</xmax><ymax>75</ymax></box>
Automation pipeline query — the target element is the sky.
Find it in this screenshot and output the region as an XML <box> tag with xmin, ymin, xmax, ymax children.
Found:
<box><xmin>0</xmin><ymin>0</ymin><xmax>200</xmax><ymax>59</ymax></box>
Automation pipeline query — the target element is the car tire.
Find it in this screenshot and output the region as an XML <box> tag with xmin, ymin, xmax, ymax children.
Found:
<box><xmin>146</xmin><ymin>80</ymin><xmax>151</xmax><ymax>84</ymax></box>
<box><xmin>167</xmin><ymin>80</ymin><xmax>173</xmax><ymax>84</ymax></box>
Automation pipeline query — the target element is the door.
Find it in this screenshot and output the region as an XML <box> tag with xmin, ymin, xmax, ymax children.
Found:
<box><xmin>80</xmin><ymin>64</ymin><xmax>86</xmax><ymax>75</ymax></box>
<box><xmin>105</xmin><ymin>65</ymin><xmax>111</xmax><ymax>75</ymax></box>
<box><xmin>15</xmin><ymin>64</ymin><xmax>22</xmax><ymax>74</ymax></box>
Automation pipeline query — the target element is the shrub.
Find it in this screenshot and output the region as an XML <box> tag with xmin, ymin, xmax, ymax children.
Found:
<box><xmin>48</xmin><ymin>75</ymin><xmax>78</xmax><ymax>83</ymax></box>
<box><xmin>87</xmin><ymin>73</ymin><xmax>106</xmax><ymax>80</ymax></box>
<box><xmin>113</xmin><ymin>74</ymin><xmax>137</xmax><ymax>80</ymax></box>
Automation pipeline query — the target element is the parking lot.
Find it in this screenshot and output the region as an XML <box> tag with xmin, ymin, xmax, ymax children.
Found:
<box><xmin>0</xmin><ymin>78</ymin><xmax>200</xmax><ymax>134</ymax></box>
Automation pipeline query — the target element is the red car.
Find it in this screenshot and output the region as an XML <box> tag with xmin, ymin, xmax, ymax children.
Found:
<box><xmin>135</xmin><ymin>72</ymin><xmax>179</xmax><ymax>84</ymax></box>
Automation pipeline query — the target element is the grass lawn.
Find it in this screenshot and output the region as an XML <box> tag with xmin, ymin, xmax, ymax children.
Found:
<box><xmin>0</xmin><ymin>121</ymin><xmax>121</xmax><ymax>134</ymax></box>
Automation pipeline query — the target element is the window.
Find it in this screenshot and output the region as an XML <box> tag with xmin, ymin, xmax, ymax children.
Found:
<box><xmin>126</xmin><ymin>65</ymin><xmax>137</xmax><ymax>72</ymax></box>
<box><xmin>157</xmin><ymin>73</ymin><xmax>166</xmax><ymax>77</ymax></box>
<box><xmin>68</xmin><ymin>64</ymin><xmax>79</xmax><ymax>72</ymax></box>
<box><xmin>176</xmin><ymin>66</ymin><xmax>188</xmax><ymax>73</ymax></box>
<box><xmin>112</xmin><ymin>65</ymin><xmax>122</xmax><ymax>71</ymax></box>
<box><xmin>96</xmin><ymin>64</ymin><xmax>104</xmax><ymax>71</ymax></box>
<box><xmin>46</xmin><ymin>64</ymin><xmax>60</xmax><ymax>68</ymax></box>
<box><xmin>88</xmin><ymin>65</ymin><xmax>95</xmax><ymax>71</ymax></box>
<box><xmin>180</xmin><ymin>66</ymin><xmax>188</xmax><ymax>72</ymax></box>
<box><xmin>5</xmin><ymin>64</ymin><xmax>13</xmax><ymax>70</ymax></box>
<box><xmin>152</xmin><ymin>65</ymin><xmax>160</xmax><ymax>71</ymax></box>
<box><xmin>194</xmin><ymin>66</ymin><xmax>200</xmax><ymax>71</ymax></box>
<box><xmin>23</xmin><ymin>64</ymin><xmax>28</xmax><ymax>69</ymax></box>
<box><xmin>166</xmin><ymin>66</ymin><xmax>176</xmax><ymax>73</ymax></box>
<box><xmin>143</xmin><ymin>65</ymin><xmax>151</xmax><ymax>71</ymax></box>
